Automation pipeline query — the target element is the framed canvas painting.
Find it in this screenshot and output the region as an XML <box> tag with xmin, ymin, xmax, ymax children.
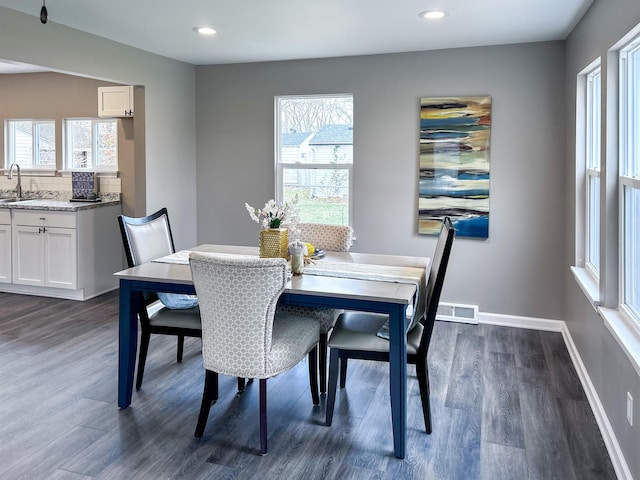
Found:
<box><xmin>418</xmin><ymin>96</ymin><xmax>491</xmax><ymax>238</ymax></box>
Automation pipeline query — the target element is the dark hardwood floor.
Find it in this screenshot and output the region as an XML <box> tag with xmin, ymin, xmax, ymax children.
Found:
<box><xmin>0</xmin><ymin>291</ymin><xmax>616</xmax><ymax>479</ymax></box>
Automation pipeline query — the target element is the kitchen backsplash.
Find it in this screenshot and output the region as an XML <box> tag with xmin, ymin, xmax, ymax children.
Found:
<box><xmin>0</xmin><ymin>174</ymin><xmax>121</xmax><ymax>201</ymax></box>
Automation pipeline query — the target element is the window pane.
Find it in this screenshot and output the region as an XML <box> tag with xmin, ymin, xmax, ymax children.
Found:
<box><xmin>95</xmin><ymin>121</ymin><xmax>117</xmax><ymax>168</ymax></box>
<box><xmin>623</xmin><ymin>186</ymin><xmax>640</xmax><ymax>318</ymax></box>
<box><xmin>587</xmin><ymin>175</ymin><xmax>600</xmax><ymax>271</ymax></box>
<box><xmin>282</xmin><ymin>167</ymin><xmax>350</xmax><ymax>225</ymax></box>
<box><xmin>11</xmin><ymin>121</ymin><xmax>33</xmax><ymax>168</ymax></box>
<box><xmin>278</xmin><ymin>96</ymin><xmax>353</xmax><ymax>165</ymax></box>
<box><xmin>587</xmin><ymin>70</ymin><xmax>601</xmax><ymax>170</ymax></box>
<box><xmin>35</xmin><ymin>122</ymin><xmax>56</xmax><ymax>167</ymax></box>
<box><xmin>624</xmin><ymin>44</ymin><xmax>640</xmax><ymax>178</ymax></box>
<box><xmin>67</xmin><ymin>120</ymin><xmax>92</xmax><ymax>169</ymax></box>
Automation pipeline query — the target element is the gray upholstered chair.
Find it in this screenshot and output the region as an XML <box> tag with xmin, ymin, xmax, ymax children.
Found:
<box><xmin>189</xmin><ymin>252</ymin><xmax>320</xmax><ymax>455</ymax></box>
<box><xmin>118</xmin><ymin>208</ymin><xmax>201</xmax><ymax>390</ymax></box>
<box><xmin>279</xmin><ymin>222</ymin><xmax>354</xmax><ymax>393</ymax></box>
<box><xmin>325</xmin><ymin>217</ymin><xmax>455</xmax><ymax>434</ymax></box>
<box><xmin>289</xmin><ymin>222</ymin><xmax>355</xmax><ymax>253</ymax></box>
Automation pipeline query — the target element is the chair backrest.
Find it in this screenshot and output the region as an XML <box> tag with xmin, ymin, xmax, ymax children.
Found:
<box><xmin>290</xmin><ymin>223</ymin><xmax>354</xmax><ymax>252</ymax></box>
<box><xmin>189</xmin><ymin>252</ymin><xmax>288</xmax><ymax>378</ymax></box>
<box><xmin>419</xmin><ymin>217</ymin><xmax>455</xmax><ymax>354</ymax></box>
<box><xmin>118</xmin><ymin>208</ymin><xmax>176</xmax><ymax>267</ymax></box>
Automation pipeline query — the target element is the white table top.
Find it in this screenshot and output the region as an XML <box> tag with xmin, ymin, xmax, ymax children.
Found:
<box><xmin>114</xmin><ymin>244</ymin><xmax>429</xmax><ymax>306</ymax></box>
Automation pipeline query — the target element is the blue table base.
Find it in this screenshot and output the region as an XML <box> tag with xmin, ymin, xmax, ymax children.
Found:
<box><xmin>118</xmin><ymin>279</ymin><xmax>408</xmax><ymax>458</ymax></box>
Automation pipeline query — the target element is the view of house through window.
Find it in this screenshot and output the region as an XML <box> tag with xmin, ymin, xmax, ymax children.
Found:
<box><xmin>276</xmin><ymin>94</ymin><xmax>353</xmax><ymax>226</ymax></box>
<box><xmin>65</xmin><ymin>119</ymin><xmax>118</xmax><ymax>171</ymax></box>
<box><xmin>5</xmin><ymin>119</ymin><xmax>56</xmax><ymax>169</ymax></box>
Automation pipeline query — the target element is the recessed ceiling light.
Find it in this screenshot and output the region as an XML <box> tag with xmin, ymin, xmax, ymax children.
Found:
<box><xmin>193</xmin><ymin>26</ymin><xmax>217</xmax><ymax>35</ymax></box>
<box><xmin>419</xmin><ymin>10</ymin><xmax>447</xmax><ymax>20</ymax></box>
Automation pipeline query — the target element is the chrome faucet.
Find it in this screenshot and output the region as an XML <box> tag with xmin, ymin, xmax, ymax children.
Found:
<box><xmin>7</xmin><ymin>163</ymin><xmax>22</xmax><ymax>199</ymax></box>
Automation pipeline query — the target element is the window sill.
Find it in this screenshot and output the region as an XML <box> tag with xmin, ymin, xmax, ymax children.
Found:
<box><xmin>60</xmin><ymin>171</ymin><xmax>119</xmax><ymax>178</ymax></box>
<box><xmin>4</xmin><ymin>169</ymin><xmax>57</xmax><ymax>177</ymax></box>
<box><xmin>600</xmin><ymin>307</ymin><xmax>640</xmax><ymax>377</ymax></box>
<box><xmin>571</xmin><ymin>266</ymin><xmax>601</xmax><ymax>310</ymax></box>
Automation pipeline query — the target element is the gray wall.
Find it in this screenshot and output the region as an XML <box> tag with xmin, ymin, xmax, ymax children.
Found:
<box><xmin>195</xmin><ymin>42</ymin><xmax>567</xmax><ymax>319</ymax></box>
<box><xmin>0</xmin><ymin>7</ymin><xmax>198</xmax><ymax>250</ymax></box>
<box><xmin>565</xmin><ymin>0</ymin><xmax>640</xmax><ymax>477</ymax></box>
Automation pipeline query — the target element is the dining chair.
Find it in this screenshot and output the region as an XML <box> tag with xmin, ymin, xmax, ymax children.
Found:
<box><xmin>290</xmin><ymin>222</ymin><xmax>355</xmax><ymax>253</ymax></box>
<box><xmin>279</xmin><ymin>222</ymin><xmax>354</xmax><ymax>394</ymax></box>
<box><xmin>118</xmin><ymin>207</ymin><xmax>202</xmax><ymax>390</ymax></box>
<box><xmin>325</xmin><ymin>217</ymin><xmax>455</xmax><ymax>433</ymax></box>
<box><xmin>189</xmin><ymin>252</ymin><xmax>320</xmax><ymax>455</ymax></box>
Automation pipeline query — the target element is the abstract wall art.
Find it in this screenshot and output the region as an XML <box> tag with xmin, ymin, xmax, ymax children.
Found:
<box><xmin>418</xmin><ymin>96</ymin><xmax>491</xmax><ymax>238</ymax></box>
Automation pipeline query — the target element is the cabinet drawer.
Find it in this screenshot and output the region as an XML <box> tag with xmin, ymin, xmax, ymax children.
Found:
<box><xmin>13</xmin><ymin>211</ymin><xmax>77</xmax><ymax>229</ymax></box>
<box><xmin>0</xmin><ymin>210</ymin><xmax>10</xmax><ymax>225</ymax></box>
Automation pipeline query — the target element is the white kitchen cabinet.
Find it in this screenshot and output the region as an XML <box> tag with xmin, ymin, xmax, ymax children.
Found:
<box><xmin>12</xmin><ymin>211</ymin><xmax>77</xmax><ymax>289</ymax></box>
<box><xmin>98</xmin><ymin>85</ymin><xmax>134</xmax><ymax>117</ymax></box>
<box><xmin>0</xmin><ymin>210</ymin><xmax>11</xmax><ymax>283</ymax></box>
<box><xmin>6</xmin><ymin>203</ymin><xmax>122</xmax><ymax>300</ymax></box>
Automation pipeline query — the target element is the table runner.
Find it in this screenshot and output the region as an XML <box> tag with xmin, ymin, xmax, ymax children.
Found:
<box><xmin>304</xmin><ymin>261</ymin><xmax>425</xmax><ymax>336</ymax></box>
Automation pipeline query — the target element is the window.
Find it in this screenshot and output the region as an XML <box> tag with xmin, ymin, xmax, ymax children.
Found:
<box><xmin>585</xmin><ymin>67</ymin><xmax>602</xmax><ymax>277</ymax></box>
<box><xmin>5</xmin><ymin>119</ymin><xmax>56</xmax><ymax>169</ymax></box>
<box><xmin>275</xmin><ymin>95</ymin><xmax>353</xmax><ymax>226</ymax></box>
<box><xmin>65</xmin><ymin>119</ymin><xmax>118</xmax><ymax>171</ymax></box>
<box><xmin>620</xmin><ymin>36</ymin><xmax>640</xmax><ymax>322</ymax></box>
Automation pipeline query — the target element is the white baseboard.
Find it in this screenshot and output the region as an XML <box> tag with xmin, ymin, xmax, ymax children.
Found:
<box><xmin>478</xmin><ymin>312</ymin><xmax>633</xmax><ymax>480</ymax></box>
<box><xmin>560</xmin><ymin>322</ymin><xmax>634</xmax><ymax>480</ymax></box>
<box><xmin>478</xmin><ymin>311</ymin><xmax>565</xmax><ymax>332</ymax></box>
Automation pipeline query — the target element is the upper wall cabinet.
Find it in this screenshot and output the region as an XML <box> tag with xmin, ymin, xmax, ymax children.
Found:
<box><xmin>98</xmin><ymin>85</ymin><xmax>134</xmax><ymax>117</ymax></box>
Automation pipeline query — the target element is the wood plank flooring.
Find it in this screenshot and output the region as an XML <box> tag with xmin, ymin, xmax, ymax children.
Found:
<box><xmin>0</xmin><ymin>291</ymin><xmax>617</xmax><ymax>479</ymax></box>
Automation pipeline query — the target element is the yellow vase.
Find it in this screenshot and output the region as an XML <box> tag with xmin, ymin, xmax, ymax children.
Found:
<box><xmin>259</xmin><ymin>228</ymin><xmax>288</xmax><ymax>258</ymax></box>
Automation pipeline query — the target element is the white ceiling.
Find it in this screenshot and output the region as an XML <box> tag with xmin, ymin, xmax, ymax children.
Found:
<box><xmin>0</xmin><ymin>0</ymin><xmax>592</xmax><ymax>66</ymax></box>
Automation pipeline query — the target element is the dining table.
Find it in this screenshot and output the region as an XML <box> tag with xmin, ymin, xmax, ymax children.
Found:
<box><xmin>114</xmin><ymin>244</ymin><xmax>430</xmax><ymax>459</ymax></box>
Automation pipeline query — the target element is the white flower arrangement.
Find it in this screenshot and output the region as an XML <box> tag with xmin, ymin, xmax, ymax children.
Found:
<box><xmin>245</xmin><ymin>197</ymin><xmax>299</xmax><ymax>230</ymax></box>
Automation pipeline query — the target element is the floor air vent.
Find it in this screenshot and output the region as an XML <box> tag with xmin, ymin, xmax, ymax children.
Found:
<box><xmin>436</xmin><ymin>302</ymin><xmax>479</xmax><ymax>324</ymax></box>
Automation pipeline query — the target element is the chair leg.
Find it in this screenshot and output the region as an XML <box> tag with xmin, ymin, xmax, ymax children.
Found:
<box><xmin>415</xmin><ymin>357</ymin><xmax>432</xmax><ymax>434</ymax></box>
<box><xmin>238</xmin><ymin>377</ymin><xmax>246</xmax><ymax>392</ymax></box>
<box><xmin>259</xmin><ymin>378</ymin><xmax>268</xmax><ymax>455</ymax></box>
<box><xmin>177</xmin><ymin>334</ymin><xmax>185</xmax><ymax>362</ymax></box>
<box><xmin>195</xmin><ymin>370</ymin><xmax>219</xmax><ymax>438</ymax></box>
<box><xmin>319</xmin><ymin>332</ymin><xmax>328</xmax><ymax>394</ymax></box>
<box><xmin>308</xmin><ymin>346</ymin><xmax>320</xmax><ymax>405</ymax></box>
<box><xmin>136</xmin><ymin>330</ymin><xmax>151</xmax><ymax>390</ymax></box>
<box><xmin>339</xmin><ymin>356</ymin><xmax>348</xmax><ymax>388</ymax></box>
<box><xmin>325</xmin><ymin>348</ymin><xmax>340</xmax><ymax>426</ymax></box>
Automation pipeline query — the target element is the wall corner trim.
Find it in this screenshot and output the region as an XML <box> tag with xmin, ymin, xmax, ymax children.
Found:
<box><xmin>478</xmin><ymin>312</ymin><xmax>633</xmax><ymax>480</ymax></box>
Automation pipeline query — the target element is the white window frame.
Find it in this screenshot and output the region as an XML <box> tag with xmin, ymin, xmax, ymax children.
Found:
<box><xmin>5</xmin><ymin>119</ymin><xmax>56</xmax><ymax>170</ymax></box>
<box><xmin>572</xmin><ymin>60</ymin><xmax>602</xmax><ymax>306</ymax></box>
<box><xmin>275</xmin><ymin>94</ymin><xmax>353</xmax><ymax>226</ymax></box>
<box><xmin>585</xmin><ymin>66</ymin><xmax>602</xmax><ymax>280</ymax></box>
<box><xmin>619</xmin><ymin>35</ymin><xmax>640</xmax><ymax>326</ymax></box>
<box><xmin>64</xmin><ymin>118</ymin><xmax>118</xmax><ymax>172</ymax></box>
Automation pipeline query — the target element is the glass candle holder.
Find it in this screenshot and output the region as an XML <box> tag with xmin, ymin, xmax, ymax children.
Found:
<box><xmin>291</xmin><ymin>252</ymin><xmax>304</xmax><ymax>275</ymax></box>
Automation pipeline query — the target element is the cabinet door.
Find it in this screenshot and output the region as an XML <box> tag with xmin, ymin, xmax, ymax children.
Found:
<box><xmin>45</xmin><ymin>227</ymin><xmax>77</xmax><ymax>289</ymax></box>
<box><xmin>98</xmin><ymin>86</ymin><xmax>134</xmax><ymax>117</ymax></box>
<box><xmin>13</xmin><ymin>226</ymin><xmax>45</xmax><ymax>286</ymax></box>
<box><xmin>0</xmin><ymin>224</ymin><xmax>11</xmax><ymax>283</ymax></box>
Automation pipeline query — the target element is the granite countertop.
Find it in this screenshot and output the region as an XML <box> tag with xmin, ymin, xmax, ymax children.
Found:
<box><xmin>0</xmin><ymin>198</ymin><xmax>121</xmax><ymax>212</ymax></box>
